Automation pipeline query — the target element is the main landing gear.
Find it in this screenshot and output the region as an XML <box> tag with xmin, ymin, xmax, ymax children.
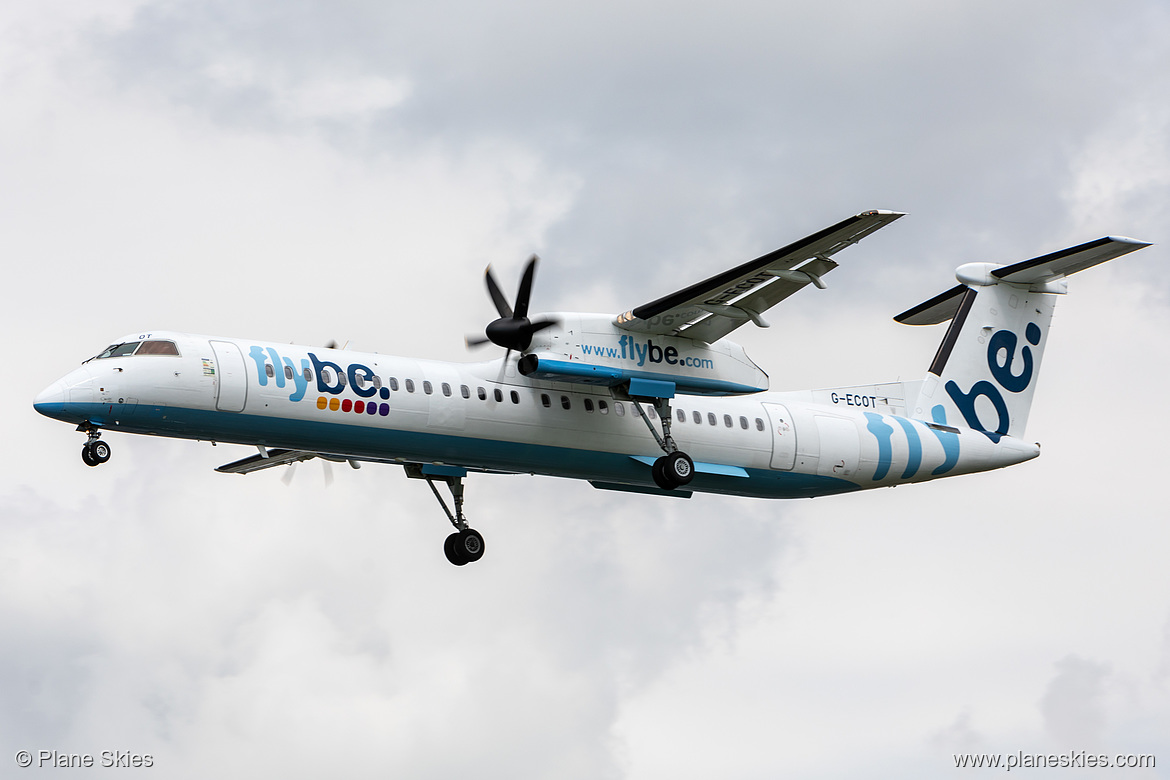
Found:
<box><xmin>632</xmin><ymin>397</ymin><xmax>694</xmax><ymax>491</ymax></box>
<box><xmin>78</xmin><ymin>424</ymin><xmax>111</xmax><ymax>467</ymax></box>
<box><xmin>406</xmin><ymin>464</ymin><xmax>485</xmax><ymax>566</ymax></box>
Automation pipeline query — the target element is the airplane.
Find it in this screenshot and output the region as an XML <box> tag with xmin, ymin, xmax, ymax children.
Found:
<box><xmin>33</xmin><ymin>210</ymin><xmax>1150</xmax><ymax>565</ymax></box>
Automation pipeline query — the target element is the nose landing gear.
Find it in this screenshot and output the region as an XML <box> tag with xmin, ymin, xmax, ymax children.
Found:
<box><xmin>79</xmin><ymin>425</ymin><xmax>110</xmax><ymax>467</ymax></box>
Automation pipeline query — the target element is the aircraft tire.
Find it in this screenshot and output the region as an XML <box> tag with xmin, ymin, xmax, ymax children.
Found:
<box><xmin>81</xmin><ymin>445</ymin><xmax>98</xmax><ymax>467</ymax></box>
<box><xmin>651</xmin><ymin>456</ymin><xmax>676</xmax><ymax>490</ymax></box>
<box><xmin>90</xmin><ymin>440</ymin><xmax>111</xmax><ymax>464</ymax></box>
<box><xmin>665</xmin><ymin>451</ymin><xmax>693</xmax><ymax>486</ymax></box>
<box><xmin>444</xmin><ymin>532</ymin><xmax>468</xmax><ymax>566</ymax></box>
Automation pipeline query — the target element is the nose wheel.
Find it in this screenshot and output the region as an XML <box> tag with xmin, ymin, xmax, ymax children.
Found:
<box><xmin>79</xmin><ymin>426</ymin><xmax>111</xmax><ymax>467</ymax></box>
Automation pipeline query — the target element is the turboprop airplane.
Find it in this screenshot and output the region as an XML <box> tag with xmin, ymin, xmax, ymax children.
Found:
<box><xmin>33</xmin><ymin>210</ymin><xmax>1150</xmax><ymax>565</ymax></box>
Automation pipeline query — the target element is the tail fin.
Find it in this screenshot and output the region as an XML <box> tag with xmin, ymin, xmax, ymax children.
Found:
<box><xmin>896</xmin><ymin>236</ymin><xmax>1150</xmax><ymax>441</ymax></box>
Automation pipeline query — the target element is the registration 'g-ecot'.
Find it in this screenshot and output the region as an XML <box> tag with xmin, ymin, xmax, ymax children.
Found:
<box><xmin>34</xmin><ymin>211</ymin><xmax>1150</xmax><ymax>565</ymax></box>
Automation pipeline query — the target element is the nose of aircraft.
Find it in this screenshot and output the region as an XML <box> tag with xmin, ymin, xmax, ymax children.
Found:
<box><xmin>33</xmin><ymin>379</ymin><xmax>69</xmax><ymax>420</ymax></box>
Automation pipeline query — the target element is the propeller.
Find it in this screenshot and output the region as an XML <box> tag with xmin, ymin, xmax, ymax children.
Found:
<box><xmin>467</xmin><ymin>255</ymin><xmax>558</xmax><ymax>355</ymax></box>
<box><xmin>281</xmin><ymin>459</ymin><xmax>335</xmax><ymax>487</ymax></box>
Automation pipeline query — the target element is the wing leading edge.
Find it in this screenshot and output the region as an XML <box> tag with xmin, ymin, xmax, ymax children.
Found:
<box><xmin>614</xmin><ymin>209</ymin><xmax>904</xmax><ymax>342</ymax></box>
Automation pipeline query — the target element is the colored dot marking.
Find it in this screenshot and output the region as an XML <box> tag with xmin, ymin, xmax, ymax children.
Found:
<box><xmin>380</xmin><ymin>387</ymin><xmax>390</xmax><ymax>400</ymax></box>
<box><xmin>316</xmin><ymin>396</ymin><xmax>327</xmax><ymax>410</ymax></box>
<box><xmin>366</xmin><ymin>402</ymin><xmax>377</xmax><ymax>415</ymax></box>
<box><xmin>342</xmin><ymin>399</ymin><xmax>353</xmax><ymax>413</ymax></box>
<box><xmin>329</xmin><ymin>398</ymin><xmax>340</xmax><ymax>411</ymax></box>
<box><xmin>379</xmin><ymin>403</ymin><xmax>390</xmax><ymax>416</ymax></box>
<box><xmin>354</xmin><ymin>400</ymin><xmax>365</xmax><ymax>414</ymax></box>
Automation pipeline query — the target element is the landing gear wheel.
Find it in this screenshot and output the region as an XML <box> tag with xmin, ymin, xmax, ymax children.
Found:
<box><xmin>652</xmin><ymin>451</ymin><xmax>694</xmax><ymax>490</ymax></box>
<box><xmin>443</xmin><ymin>529</ymin><xmax>485</xmax><ymax>566</ymax></box>
<box><xmin>652</xmin><ymin>457</ymin><xmax>673</xmax><ymax>490</ymax></box>
<box><xmin>444</xmin><ymin>533</ymin><xmax>468</xmax><ymax>566</ymax></box>
<box><xmin>664</xmin><ymin>451</ymin><xmax>693</xmax><ymax>486</ymax></box>
<box><xmin>90</xmin><ymin>440</ymin><xmax>111</xmax><ymax>464</ymax></box>
<box><xmin>81</xmin><ymin>445</ymin><xmax>97</xmax><ymax>467</ymax></box>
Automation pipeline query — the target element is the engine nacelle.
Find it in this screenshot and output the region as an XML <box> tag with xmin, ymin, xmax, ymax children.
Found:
<box><xmin>518</xmin><ymin>314</ymin><xmax>769</xmax><ymax>396</ymax></box>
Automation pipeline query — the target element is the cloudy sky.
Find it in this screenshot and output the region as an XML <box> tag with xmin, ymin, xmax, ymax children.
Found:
<box><xmin>3</xmin><ymin>1</ymin><xmax>1169</xmax><ymax>777</ymax></box>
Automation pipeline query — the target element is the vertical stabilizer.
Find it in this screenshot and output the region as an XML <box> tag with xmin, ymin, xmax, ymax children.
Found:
<box><xmin>895</xmin><ymin>236</ymin><xmax>1150</xmax><ymax>441</ymax></box>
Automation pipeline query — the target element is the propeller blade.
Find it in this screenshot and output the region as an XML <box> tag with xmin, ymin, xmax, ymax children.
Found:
<box><xmin>281</xmin><ymin>463</ymin><xmax>298</xmax><ymax>486</ymax></box>
<box><xmin>484</xmin><ymin>266</ymin><xmax>513</xmax><ymax>319</ymax></box>
<box><xmin>465</xmin><ymin>334</ymin><xmax>493</xmax><ymax>349</ymax></box>
<box><xmin>513</xmin><ymin>254</ymin><xmax>539</xmax><ymax>319</ymax></box>
<box><xmin>322</xmin><ymin>460</ymin><xmax>334</xmax><ymax>487</ymax></box>
<box><xmin>324</xmin><ymin>339</ymin><xmax>339</xmax><ymax>350</ymax></box>
<box><xmin>527</xmin><ymin>316</ymin><xmax>559</xmax><ymax>334</ymax></box>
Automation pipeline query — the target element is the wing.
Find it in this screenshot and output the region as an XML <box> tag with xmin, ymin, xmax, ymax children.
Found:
<box><xmin>215</xmin><ymin>448</ymin><xmax>323</xmax><ymax>474</ymax></box>
<box><xmin>614</xmin><ymin>209</ymin><xmax>904</xmax><ymax>342</ymax></box>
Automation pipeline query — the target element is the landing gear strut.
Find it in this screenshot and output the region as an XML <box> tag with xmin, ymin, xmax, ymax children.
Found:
<box><xmin>632</xmin><ymin>397</ymin><xmax>694</xmax><ymax>491</ymax></box>
<box><xmin>78</xmin><ymin>424</ymin><xmax>110</xmax><ymax>467</ymax></box>
<box><xmin>405</xmin><ymin>464</ymin><xmax>485</xmax><ymax>566</ymax></box>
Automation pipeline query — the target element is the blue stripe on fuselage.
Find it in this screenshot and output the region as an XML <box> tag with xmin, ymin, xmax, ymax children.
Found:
<box><xmin>48</xmin><ymin>401</ymin><xmax>859</xmax><ymax>499</ymax></box>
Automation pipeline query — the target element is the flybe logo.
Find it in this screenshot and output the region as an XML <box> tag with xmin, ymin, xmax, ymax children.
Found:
<box><xmin>579</xmin><ymin>336</ymin><xmax>716</xmax><ymax>370</ymax></box>
<box><xmin>944</xmin><ymin>323</ymin><xmax>1041</xmax><ymax>442</ymax></box>
<box><xmin>247</xmin><ymin>347</ymin><xmax>391</xmax><ymax>403</ymax></box>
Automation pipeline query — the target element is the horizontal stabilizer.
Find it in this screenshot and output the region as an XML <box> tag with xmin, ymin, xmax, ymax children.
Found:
<box><xmin>894</xmin><ymin>284</ymin><xmax>967</xmax><ymax>325</ymax></box>
<box><xmin>895</xmin><ymin>236</ymin><xmax>1152</xmax><ymax>325</ymax></box>
<box><xmin>992</xmin><ymin>236</ymin><xmax>1151</xmax><ymax>284</ymax></box>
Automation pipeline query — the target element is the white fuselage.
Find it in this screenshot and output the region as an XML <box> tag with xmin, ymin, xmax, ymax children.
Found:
<box><xmin>34</xmin><ymin>330</ymin><xmax>1039</xmax><ymax>498</ymax></box>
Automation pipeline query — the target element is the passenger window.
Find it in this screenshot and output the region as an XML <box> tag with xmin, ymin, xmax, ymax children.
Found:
<box><xmin>461</xmin><ymin>385</ymin><xmax>470</xmax><ymax>399</ymax></box>
<box><xmin>615</xmin><ymin>402</ymin><xmax>625</xmax><ymax>417</ymax></box>
<box><xmin>477</xmin><ymin>387</ymin><xmax>487</xmax><ymax>401</ymax></box>
<box><xmin>755</xmin><ymin>417</ymin><xmax>765</xmax><ymax>431</ymax></box>
<box><xmin>599</xmin><ymin>400</ymin><xmax>609</xmax><ymax>414</ymax></box>
<box><xmin>285</xmin><ymin>365</ymin><xmax>294</xmax><ymax>380</ymax></box>
<box><xmin>423</xmin><ymin>381</ymin><xmax>433</xmax><ymax>395</ymax></box>
<box><xmin>707</xmin><ymin>412</ymin><xmax>717</xmax><ymax>426</ymax></box>
<box><xmin>303</xmin><ymin>367</ymin><xmax>312</xmax><ymax>383</ymax></box>
<box><xmin>389</xmin><ymin>377</ymin><xmax>399</xmax><ymax>391</ymax></box>
<box><xmin>494</xmin><ymin>388</ymin><xmax>503</xmax><ymax>402</ymax></box>
<box><xmin>137</xmin><ymin>340</ymin><xmax>180</xmax><ymax>356</ymax></box>
<box><xmin>693</xmin><ymin>411</ymin><xmax>702</xmax><ymax>425</ymax></box>
<box><xmin>584</xmin><ymin>398</ymin><xmax>594</xmax><ymax>412</ymax></box>
<box><xmin>561</xmin><ymin>395</ymin><xmax>571</xmax><ymax>410</ymax></box>
<box><xmin>354</xmin><ymin>373</ymin><xmax>365</xmax><ymax>390</ymax></box>
<box><xmin>510</xmin><ymin>390</ymin><xmax>519</xmax><ymax>404</ymax></box>
<box><xmin>337</xmin><ymin>371</ymin><xmax>347</xmax><ymax>388</ymax></box>
<box><xmin>541</xmin><ymin>394</ymin><xmax>551</xmax><ymax>408</ymax></box>
<box><xmin>676</xmin><ymin>409</ymin><xmax>685</xmax><ymax>423</ymax></box>
<box><xmin>265</xmin><ymin>363</ymin><xmax>275</xmax><ymax>378</ymax></box>
<box><xmin>321</xmin><ymin>367</ymin><xmax>333</xmax><ymax>384</ymax></box>
<box><xmin>724</xmin><ymin>414</ymin><xmax>733</xmax><ymax>428</ymax></box>
<box><xmin>740</xmin><ymin>416</ymin><xmax>749</xmax><ymax>430</ymax></box>
<box><xmin>647</xmin><ymin>406</ymin><xmax>657</xmax><ymax>419</ymax></box>
<box><xmin>373</xmin><ymin>376</ymin><xmax>383</xmax><ymax>390</ymax></box>
<box><xmin>442</xmin><ymin>383</ymin><xmax>452</xmax><ymax>397</ymax></box>
<box><xmin>405</xmin><ymin>379</ymin><xmax>415</xmax><ymax>393</ymax></box>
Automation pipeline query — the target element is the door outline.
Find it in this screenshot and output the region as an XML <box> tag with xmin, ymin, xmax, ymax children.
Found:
<box><xmin>210</xmin><ymin>340</ymin><xmax>248</xmax><ymax>412</ymax></box>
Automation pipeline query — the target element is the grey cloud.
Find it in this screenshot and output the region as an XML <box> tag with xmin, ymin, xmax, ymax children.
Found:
<box><xmin>1039</xmin><ymin>655</ymin><xmax>1110</xmax><ymax>749</ymax></box>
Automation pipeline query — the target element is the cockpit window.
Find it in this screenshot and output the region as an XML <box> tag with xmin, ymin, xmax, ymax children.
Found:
<box><xmin>92</xmin><ymin>339</ymin><xmax>180</xmax><ymax>361</ymax></box>
<box><xmin>95</xmin><ymin>343</ymin><xmax>139</xmax><ymax>359</ymax></box>
<box><xmin>137</xmin><ymin>340</ymin><xmax>180</xmax><ymax>356</ymax></box>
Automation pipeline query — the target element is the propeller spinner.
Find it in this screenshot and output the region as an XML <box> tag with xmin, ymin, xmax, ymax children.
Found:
<box><xmin>467</xmin><ymin>255</ymin><xmax>557</xmax><ymax>353</ymax></box>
